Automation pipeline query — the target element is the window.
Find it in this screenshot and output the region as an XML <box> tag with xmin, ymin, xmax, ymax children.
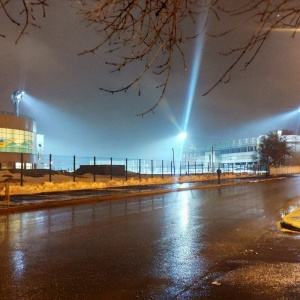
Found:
<box><xmin>0</xmin><ymin>128</ymin><xmax>36</xmax><ymax>154</ymax></box>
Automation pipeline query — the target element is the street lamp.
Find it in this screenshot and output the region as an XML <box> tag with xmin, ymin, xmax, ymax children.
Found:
<box><xmin>172</xmin><ymin>148</ymin><xmax>175</xmax><ymax>175</ymax></box>
<box><xmin>11</xmin><ymin>90</ymin><xmax>24</xmax><ymax>116</ymax></box>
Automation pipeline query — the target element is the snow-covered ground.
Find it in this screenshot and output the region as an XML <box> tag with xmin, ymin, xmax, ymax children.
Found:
<box><xmin>0</xmin><ymin>169</ymin><xmax>246</xmax><ymax>195</ymax></box>
<box><xmin>281</xmin><ymin>206</ymin><xmax>300</xmax><ymax>230</ymax></box>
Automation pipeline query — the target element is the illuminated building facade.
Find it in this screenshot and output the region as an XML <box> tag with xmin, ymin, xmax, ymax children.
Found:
<box><xmin>0</xmin><ymin>111</ymin><xmax>42</xmax><ymax>169</ymax></box>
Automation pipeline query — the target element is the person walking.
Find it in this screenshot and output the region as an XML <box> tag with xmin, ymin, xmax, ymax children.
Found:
<box><xmin>217</xmin><ymin>168</ymin><xmax>221</xmax><ymax>184</ymax></box>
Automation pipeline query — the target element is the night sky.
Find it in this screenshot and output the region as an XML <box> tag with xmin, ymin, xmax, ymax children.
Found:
<box><xmin>0</xmin><ymin>1</ymin><xmax>300</xmax><ymax>160</ymax></box>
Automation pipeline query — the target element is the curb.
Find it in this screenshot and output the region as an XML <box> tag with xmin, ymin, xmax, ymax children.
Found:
<box><xmin>280</xmin><ymin>221</ymin><xmax>300</xmax><ymax>233</ymax></box>
<box><xmin>0</xmin><ymin>182</ymin><xmax>229</xmax><ymax>213</ymax></box>
<box><xmin>280</xmin><ymin>207</ymin><xmax>300</xmax><ymax>232</ymax></box>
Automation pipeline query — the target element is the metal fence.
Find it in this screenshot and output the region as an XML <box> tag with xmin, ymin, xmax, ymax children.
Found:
<box><xmin>4</xmin><ymin>153</ymin><xmax>268</xmax><ymax>186</ymax></box>
<box><xmin>37</xmin><ymin>154</ymin><xmax>266</xmax><ymax>178</ymax></box>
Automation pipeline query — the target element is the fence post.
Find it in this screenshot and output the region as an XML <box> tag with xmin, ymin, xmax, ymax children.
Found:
<box><xmin>188</xmin><ymin>161</ymin><xmax>190</xmax><ymax>176</ymax></box>
<box><xmin>180</xmin><ymin>161</ymin><xmax>181</xmax><ymax>176</ymax></box>
<box><xmin>126</xmin><ymin>158</ymin><xmax>128</xmax><ymax>181</ymax></box>
<box><xmin>110</xmin><ymin>157</ymin><xmax>113</xmax><ymax>180</ymax></box>
<box><xmin>73</xmin><ymin>155</ymin><xmax>76</xmax><ymax>182</ymax></box>
<box><xmin>20</xmin><ymin>153</ymin><xmax>23</xmax><ymax>186</ymax></box>
<box><xmin>93</xmin><ymin>156</ymin><xmax>96</xmax><ymax>182</ymax></box>
<box><xmin>195</xmin><ymin>162</ymin><xmax>196</xmax><ymax>175</ymax></box>
<box><xmin>171</xmin><ymin>161</ymin><xmax>173</xmax><ymax>177</ymax></box>
<box><xmin>49</xmin><ymin>154</ymin><xmax>52</xmax><ymax>182</ymax></box>
<box><xmin>139</xmin><ymin>159</ymin><xmax>141</xmax><ymax>180</ymax></box>
<box><xmin>151</xmin><ymin>160</ymin><xmax>153</xmax><ymax>178</ymax></box>
<box><xmin>162</xmin><ymin>160</ymin><xmax>164</xmax><ymax>179</ymax></box>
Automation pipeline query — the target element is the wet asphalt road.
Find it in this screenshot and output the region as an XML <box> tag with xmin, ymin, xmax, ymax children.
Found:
<box><xmin>1</xmin><ymin>177</ymin><xmax>300</xmax><ymax>299</ymax></box>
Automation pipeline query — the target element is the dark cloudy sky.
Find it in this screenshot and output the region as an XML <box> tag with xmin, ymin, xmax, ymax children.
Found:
<box><xmin>1</xmin><ymin>1</ymin><xmax>300</xmax><ymax>160</ymax></box>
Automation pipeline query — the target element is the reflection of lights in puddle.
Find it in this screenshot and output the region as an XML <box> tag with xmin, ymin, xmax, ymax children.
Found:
<box><xmin>161</xmin><ymin>193</ymin><xmax>199</xmax><ymax>283</ymax></box>
<box><xmin>13</xmin><ymin>250</ymin><xmax>25</xmax><ymax>278</ymax></box>
<box><xmin>180</xmin><ymin>197</ymin><xmax>189</xmax><ymax>228</ymax></box>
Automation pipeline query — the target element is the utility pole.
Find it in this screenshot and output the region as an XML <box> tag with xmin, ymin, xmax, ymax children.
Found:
<box><xmin>172</xmin><ymin>148</ymin><xmax>175</xmax><ymax>175</ymax></box>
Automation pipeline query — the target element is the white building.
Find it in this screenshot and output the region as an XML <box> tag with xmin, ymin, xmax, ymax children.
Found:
<box><xmin>182</xmin><ymin>132</ymin><xmax>300</xmax><ymax>173</ymax></box>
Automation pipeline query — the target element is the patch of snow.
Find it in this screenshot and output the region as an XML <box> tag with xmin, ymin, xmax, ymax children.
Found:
<box><xmin>0</xmin><ymin>171</ymin><xmax>246</xmax><ymax>195</ymax></box>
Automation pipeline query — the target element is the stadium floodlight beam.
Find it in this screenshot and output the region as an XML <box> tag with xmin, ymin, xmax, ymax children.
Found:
<box><xmin>11</xmin><ymin>90</ymin><xmax>24</xmax><ymax>116</ymax></box>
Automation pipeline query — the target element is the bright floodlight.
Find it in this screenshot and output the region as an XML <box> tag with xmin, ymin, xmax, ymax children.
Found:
<box><xmin>178</xmin><ymin>132</ymin><xmax>187</xmax><ymax>139</ymax></box>
<box><xmin>11</xmin><ymin>90</ymin><xmax>24</xmax><ymax>116</ymax></box>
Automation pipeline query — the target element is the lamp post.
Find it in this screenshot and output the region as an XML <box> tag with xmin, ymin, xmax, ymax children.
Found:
<box><xmin>172</xmin><ymin>148</ymin><xmax>175</xmax><ymax>175</ymax></box>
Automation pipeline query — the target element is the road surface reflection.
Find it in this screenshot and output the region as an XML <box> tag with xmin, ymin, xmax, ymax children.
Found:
<box><xmin>1</xmin><ymin>178</ymin><xmax>300</xmax><ymax>299</ymax></box>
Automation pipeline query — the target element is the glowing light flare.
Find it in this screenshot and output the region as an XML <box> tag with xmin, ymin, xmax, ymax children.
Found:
<box><xmin>178</xmin><ymin>132</ymin><xmax>187</xmax><ymax>139</ymax></box>
<box><xmin>161</xmin><ymin>99</ymin><xmax>181</xmax><ymax>132</ymax></box>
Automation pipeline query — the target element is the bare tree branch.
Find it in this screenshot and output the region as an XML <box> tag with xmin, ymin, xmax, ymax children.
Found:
<box><xmin>0</xmin><ymin>0</ymin><xmax>48</xmax><ymax>43</ymax></box>
<box><xmin>77</xmin><ymin>0</ymin><xmax>213</xmax><ymax>115</ymax></box>
<box><xmin>203</xmin><ymin>0</ymin><xmax>300</xmax><ymax>95</ymax></box>
<box><xmin>2</xmin><ymin>1</ymin><xmax>300</xmax><ymax>116</ymax></box>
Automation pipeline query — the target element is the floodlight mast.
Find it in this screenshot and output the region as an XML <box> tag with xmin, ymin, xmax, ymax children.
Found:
<box><xmin>11</xmin><ymin>90</ymin><xmax>24</xmax><ymax>116</ymax></box>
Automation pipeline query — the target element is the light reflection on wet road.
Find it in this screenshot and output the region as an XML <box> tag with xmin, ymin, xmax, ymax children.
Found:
<box><xmin>1</xmin><ymin>177</ymin><xmax>300</xmax><ymax>299</ymax></box>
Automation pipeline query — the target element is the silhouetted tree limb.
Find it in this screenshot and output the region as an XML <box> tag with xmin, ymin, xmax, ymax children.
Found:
<box><xmin>78</xmin><ymin>0</ymin><xmax>213</xmax><ymax>116</ymax></box>
<box><xmin>0</xmin><ymin>0</ymin><xmax>48</xmax><ymax>44</ymax></box>
<box><xmin>77</xmin><ymin>0</ymin><xmax>300</xmax><ymax>114</ymax></box>
<box><xmin>2</xmin><ymin>1</ymin><xmax>300</xmax><ymax>115</ymax></box>
<box><xmin>203</xmin><ymin>0</ymin><xmax>300</xmax><ymax>95</ymax></box>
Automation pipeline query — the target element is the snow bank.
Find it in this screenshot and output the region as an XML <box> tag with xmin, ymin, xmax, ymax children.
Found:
<box><xmin>0</xmin><ymin>171</ymin><xmax>245</xmax><ymax>195</ymax></box>
<box><xmin>282</xmin><ymin>207</ymin><xmax>300</xmax><ymax>229</ymax></box>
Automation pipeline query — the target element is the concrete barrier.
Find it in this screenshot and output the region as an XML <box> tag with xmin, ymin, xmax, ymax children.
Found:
<box><xmin>270</xmin><ymin>166</ymin><xmax>300</xmax><ymax>175</ymax></box>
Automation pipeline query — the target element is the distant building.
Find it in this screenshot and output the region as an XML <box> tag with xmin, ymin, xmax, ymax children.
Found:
<box><xmin>280</xmin><ymin>132</ymin><xmax>300</xmax><ymax>153</ymax></box>
<box><xmin>182</xmin><ymin>132</ymin><xmax>300</xmax><ymax>172</ymax></box>
<box><xmin>0</xmin><ymin>111</ymin><xmax>44</xmax><ymax>169</ymax></box>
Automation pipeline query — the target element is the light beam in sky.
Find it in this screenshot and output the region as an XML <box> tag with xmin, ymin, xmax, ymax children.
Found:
<box><xmin>178</xmin><ymin>19</ymin><xmax>206</xmax><ymax>162</ymax></box>
<box><xmin>228</xmin><ymin>108</ymin><xmax>300</xmax><ymax>139</ymax></box>
<box><xmin>182</xmin><ymin>34</ymin><xmax>204</xmax><ymax>134</ymax></box>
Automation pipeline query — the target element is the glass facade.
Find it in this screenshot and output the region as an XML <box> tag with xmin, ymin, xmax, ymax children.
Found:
<box><xmin>0</xmin><ymin>128</ymin><xmax>36</xmax><ymax>154</ymax></box>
